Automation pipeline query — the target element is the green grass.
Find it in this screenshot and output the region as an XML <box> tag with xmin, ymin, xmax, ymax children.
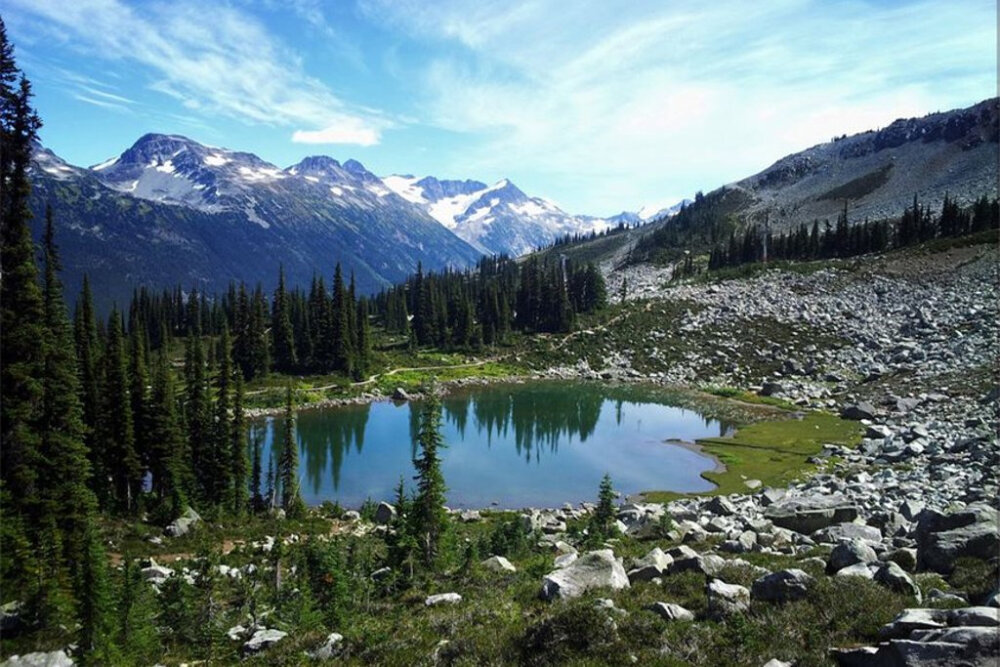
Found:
<box><xmin>701</xmin><ymin>385</ymin><xmax>800</xmax><ymax>411</ymax></box>
<box><xmin>643</xmin><ymin>412</ymin><xmax>864</xmax><ymax>501</ymax></box>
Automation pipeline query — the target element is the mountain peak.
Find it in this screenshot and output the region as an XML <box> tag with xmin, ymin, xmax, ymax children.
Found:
<box><xmin>290</xmin><ymin>155</ymin><xmax>343</xmax><ymax>174</ymax></box>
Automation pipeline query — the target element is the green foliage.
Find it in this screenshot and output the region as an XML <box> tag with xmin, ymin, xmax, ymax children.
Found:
<box><xmin>278</xmin><ymin>385</ymin><xmax>305</xmax><ymax>518</ymax></box>
<box><xmin>114</xmin><ymin>558</ymin><xmax>160</xmax><ymax>664</ymax></box>
<box><xmin>518</xmin><ymin>601</ymin><xmax>624</xmax><ymax>666</ymax></box>
<box><xmin>588</xmin><ymin>473</ymin><xmax>617</xmax><ymax>541</ymax></box>
<box><xmin>410</xmin><ymin>397</ymin><xmax>450</xmax><ymax>569</ymax></box>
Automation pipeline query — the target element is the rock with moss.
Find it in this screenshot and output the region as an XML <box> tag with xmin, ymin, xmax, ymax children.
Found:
<box><xmin>706</xmin><ymin>578</ymin><xmax>750</xmax><ymax>619</ymax></box>
<box><xmin>915</xmin><ymin>502</ymin><xmax>999</xmax><ymax>574</ymax></box>
<box><xmin>751</xmin><ymin>569</ymin><xmax>815</xmax><ymax>603</ymax></box>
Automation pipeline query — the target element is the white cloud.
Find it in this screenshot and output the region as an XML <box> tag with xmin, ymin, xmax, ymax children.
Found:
<box><xmin>361</xmin><ymin>0</ymin><xmax>996</xmax><ymax>214</ymax></box>
<box><xmin>292</xmin><ymin>122</ymin><xmax>380</xmax><ymax>146</ymax></box>
<box><xmin>8</xmin><ymin>0</ymin><xmax>385</xmax><ymax>145</ymax></box>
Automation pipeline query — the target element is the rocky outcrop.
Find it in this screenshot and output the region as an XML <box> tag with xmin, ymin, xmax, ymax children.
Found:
<box><xmin>764</xmin><ymin>495</ymin><xmax>860</xmax><ymax>534</ymax></box>
<box><xmin>833</xmin><ymin>606</ymin><xmax>999</xmax><ymax>666</ymax></box>
<box><xmin>915</xmin><ymin>502</ymin><xmax>999</xmax><ymax>574</ymax></box>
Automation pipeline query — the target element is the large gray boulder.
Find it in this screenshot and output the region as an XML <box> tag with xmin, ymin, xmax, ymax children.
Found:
<box><xmin>540</xmin><ymin>550</ymin><xmax>630</xmax><ymax>601</ymax></box>
<box><xmin>874</xmin><ymin>561</ymin><xmax>922</xmax><ymax>602</ymax></box>
<box><xmin>627</xmin><ymin>547</ymin><xmax>673</xmax><ymax>583</ymax></box>
<box><xmin>836</xmin><ymin>606</ymin><xmax>1000</xmax><ymax>666</ymax></box>
<box><xmin>751</xmin><ymin>569</ymin><xmax>815</xmax><ymax>603</ymax></box>
<box><xmin>841</xmin><ymin>402</ymin><xmax>877</xmax><ymax>420</ymax></box>
<box><xmin>828</xmin><ymin>538</ymin><xmax>878</xmax><ymax>573</ymax></box>
<box><xmin>0</xmin><ymin>652</ymin><xmax>74</xmax><ymax>667</ymax></box>
<box><xmin>243</xmin><ymin>628</ymin><xmax>288</xmax><ymax>653</ymax></box>
<box><xmin>707</xmin><ymin>579</ymin><xmax>750</xmax><ymax>619</ymax></box>
<box><xmin>915</xmin><ymin>502</ymin><xmax>999</xmax><ymax>574</ymax></box>
<box><xmin>482</xmin><ymin>555</ymin><xmax>517</xmax><ymax>573</ymax></box>
<box><xmin>764</xmin><ymin>495</ymin><xmax>860</xmax><ymax>534</ymax></box>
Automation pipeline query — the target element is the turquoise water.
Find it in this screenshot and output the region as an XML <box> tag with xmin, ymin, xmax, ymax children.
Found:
<box><xmin>252</xmin><ymin>382</ymin><xmax>727</xmax><ymax>509</ymax></box>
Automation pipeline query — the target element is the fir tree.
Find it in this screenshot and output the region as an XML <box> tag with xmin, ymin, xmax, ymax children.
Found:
<box><xmin>73</xmin><ymin>275</ymin><xmax>103</xmax><ymax>498</ymax></box>
<box><xmin>99</xmin><ymin>309</ymin><xmax>142</xmax><ymax>512</ymax></box>
<box><xmin>230</xmin><ymin>370</ymin><xmax>249</xmax><ymax>515</ymax></box>
<box><xmin>39</xmin><ymin>207</ymin><xmax>99</xmax><ymax>582</ymax></box>
<box><xmin>1</xmin><ymin>19</ymin><xmax>46</xmax><ymax>552</ymax></box>
<box><xmin>147</xmin><ymin>351</ymin><xmax>188</xmax><ymax>519</ymax></box>
<box><xmin>271</xmin><ymin>266</ymin><xmax>297</xmax><ymax>373</ymax></box>
<box><xmin>589</xmin><ymin>473</ymin><xmax>616</xmax><ymax>540</ymax></box>
<box><xmin>410</xmin><ymin>397</ymin><xmax>449</xmax><ymax>568</ymax></box>
<box><xmin>115</xmin><ymin>558</ymin><xmax>160</xmax><ymax>664</ymax></box>
<box><xmin>278</xmin><ymin>385</ymin><xmax>305</xmax><ymax>517</ymax></box>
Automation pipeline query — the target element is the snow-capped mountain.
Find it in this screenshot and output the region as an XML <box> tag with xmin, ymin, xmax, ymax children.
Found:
<box><xmin>382</xmin><ymin>174</ymin><xmax>612</xmax><ymax>256</ymax></box>
<box><xmin>29</xmin><ymin>135</ymin><xmax>483</xmax><ymax>307</ymax></box>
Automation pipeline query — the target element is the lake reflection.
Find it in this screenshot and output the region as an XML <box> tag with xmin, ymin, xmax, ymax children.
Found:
<box><xmin>252</xmin><ymin>382</ymin><xmax>730</xmax><ymax>509</ymax></box>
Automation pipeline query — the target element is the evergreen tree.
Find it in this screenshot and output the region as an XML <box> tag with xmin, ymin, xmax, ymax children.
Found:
<box><xmin>1</xmin><ymin>19</ymin><xmax>46</xmax><ymax>557</ymax></box>
<box><xmin>210</xmin><ymin>326</ymin><xmax>234</xmax><ymax>506</ymax></box>
<box><xmin>99</xmin><ymin>309</ymin><xmax>142</xmax><ymax>512</ymax></box>
<box><xmin>38</xmin><ymin>207</ymin><xmax>99</xmax><ymax>581</ymax></box>
<box><xmin>231</xmin><ymin>370</ymin><xmax>249</xmax><ymax>515</ymax></box>
<box><xmin>589</xmin><ymin>473</ymin><xmax>616</xmax><ymax>540</ymax></box>
<box><xmin>115</xmin><ymin>558</ymin><xmax>160</xmax><ymax>664</ymax></box>
<box><xmin>271</xmin><ymin>266</ymin><xmax>297</xmax><ymax>373</ymax></box>
<box><xmin>77</xmin><ymin>520</ymin><xmax>118</xmax><ymax>664</ymax></box>
<box><xmin>184</xmin><ymin>335</ymin><xmax>211</xmax><ymax>503</ymax></box>
<box><xmin>73</xmin><ymin>275</ymin><xmax>103</xmax><ymax>497</ymax></box>
<box><xmin>128</xmin><ymin>321</ymin><xmax>151</xmax><ymax>483</ymax></box>
<box><xmin>278</xmin><ymin>385</ymin><xmax>305</xmax><ymax>517</ymax></box>
<box><xmin>331</xmin><ymin>264</ymin><xmax>353</xmax><ymax>375</ymax></box>
<box><xmin>410</xmin><ymin>397</ymin><xmax>448</xmax><ymax>568</ymax></box>
<box><xmin>147</xmin><ymin>351</ymin><xmax>188</xmax><ymax>519</ymax></box>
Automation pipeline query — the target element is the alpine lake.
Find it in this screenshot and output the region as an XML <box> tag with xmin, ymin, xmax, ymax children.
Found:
<box><xmin>252</xmin><ymin>381</ymin><xmax>735</xmax><ymax>509</ymax></box>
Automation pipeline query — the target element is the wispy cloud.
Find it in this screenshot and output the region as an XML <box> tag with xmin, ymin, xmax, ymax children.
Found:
<box><xmin>7</xmin><ymin>0</ymin><xmax>387</xmax><ymax>146</ymax></box>
<box><xmin>361</xmin><ymin>0</ymin><xmax>996</xmax><ymax>213</ymax></box>
<box><xmin>292</xmin><ymin>121</ymin><xmax>380</xmax><ymax>147</ymax></box>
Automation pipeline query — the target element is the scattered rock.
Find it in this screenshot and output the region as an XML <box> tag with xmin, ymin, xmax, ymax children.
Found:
<box><xmin>164</xmin><ymin>506</ymin><xmax>201</xmax><ymax>537</ymax></box>
<box><xmin>706</xmin><ymin>579</ymin><xmax>750</xmax><ymax>619</ymax></box>
<box><xmin>874</xmin><ymin>561</ymin><xmax>922</xmax><ymax>601</ymax></box>
<box><xmin>915</xmin><ymin>502</ymin><xmax>999</xmax><ymax>574</ymax></box>
<box><xmin>627</xmin><ymin>547</ymin><xmax>673</xmax><ymax>583</ymax></box>
<box><xmin>425</xmin><ymin>593</ymin><xmax>462</xmax><ymax>606</ymax></box>
<box><xmin>391</xmin><ymin>387</ymin><xmax>410</xmax><ymax>401</ymax></box>
<box><xmin>481</xmin><ymin>556</ymin><xmax>517</xmax><ymax>573</ymax></box>
<box><xmin>308</xmin><ymin>632</ymin><xmax>344</xmax><ymax>660</ymax></box>
<box><xmin>540</xmin><ymin>550</ymin><xmax>630</xmax><ymax>601</ymax></box>
<box><xmin>841</xmin><ymin>402</ymin><xmax>877</xmax><ymax>420</ymax></box>
<box><xmin>765</xmin><ymin>495</ymin><xmax>860</xmax><ymax>534</ymax></box>
<box><xmin>243</xmin><ymin>628</ymin><xmax>288</xmax><ymax>653</ymax></box>
<box><xmin>0</xmin><ymin>652</ymin><xmax>73</xmax><ymax>667</ymax></box>
<box><xmin>828</xmin><ymin>538</ymin><xmax>878</xmax><ymax>573</ymax></box>
<box><xmin>647</xmin><ymin>602</ymin><xmax>694</xmax><ymax>622</ymax></box>
<box><xmin>751</xmin><ymin>569</ymin><xmax>815</xmax><ymax>603</ymax></box>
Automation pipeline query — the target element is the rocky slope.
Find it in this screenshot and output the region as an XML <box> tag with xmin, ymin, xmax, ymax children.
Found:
<box><xmin>706</xmin><ymin>99</ymin><xmax>998</xmax><ymax>230</ymax></box>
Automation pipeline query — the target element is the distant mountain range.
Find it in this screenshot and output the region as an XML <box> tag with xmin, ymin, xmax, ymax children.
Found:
<box><xmin>29</xmin><ymin>134</ymin><xmax>647</xmax><ymax>307</ymax></box>
<box><xmin>381</xmin><ymin>174</ymin><xmax>617</xmax><ymax>255</ymax></box>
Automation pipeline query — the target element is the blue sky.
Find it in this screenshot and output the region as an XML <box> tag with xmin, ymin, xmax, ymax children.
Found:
<box><xmin>4</xmin><ymin>0</ymin><xmax>996</xmax><ymax>216</ymax></box>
